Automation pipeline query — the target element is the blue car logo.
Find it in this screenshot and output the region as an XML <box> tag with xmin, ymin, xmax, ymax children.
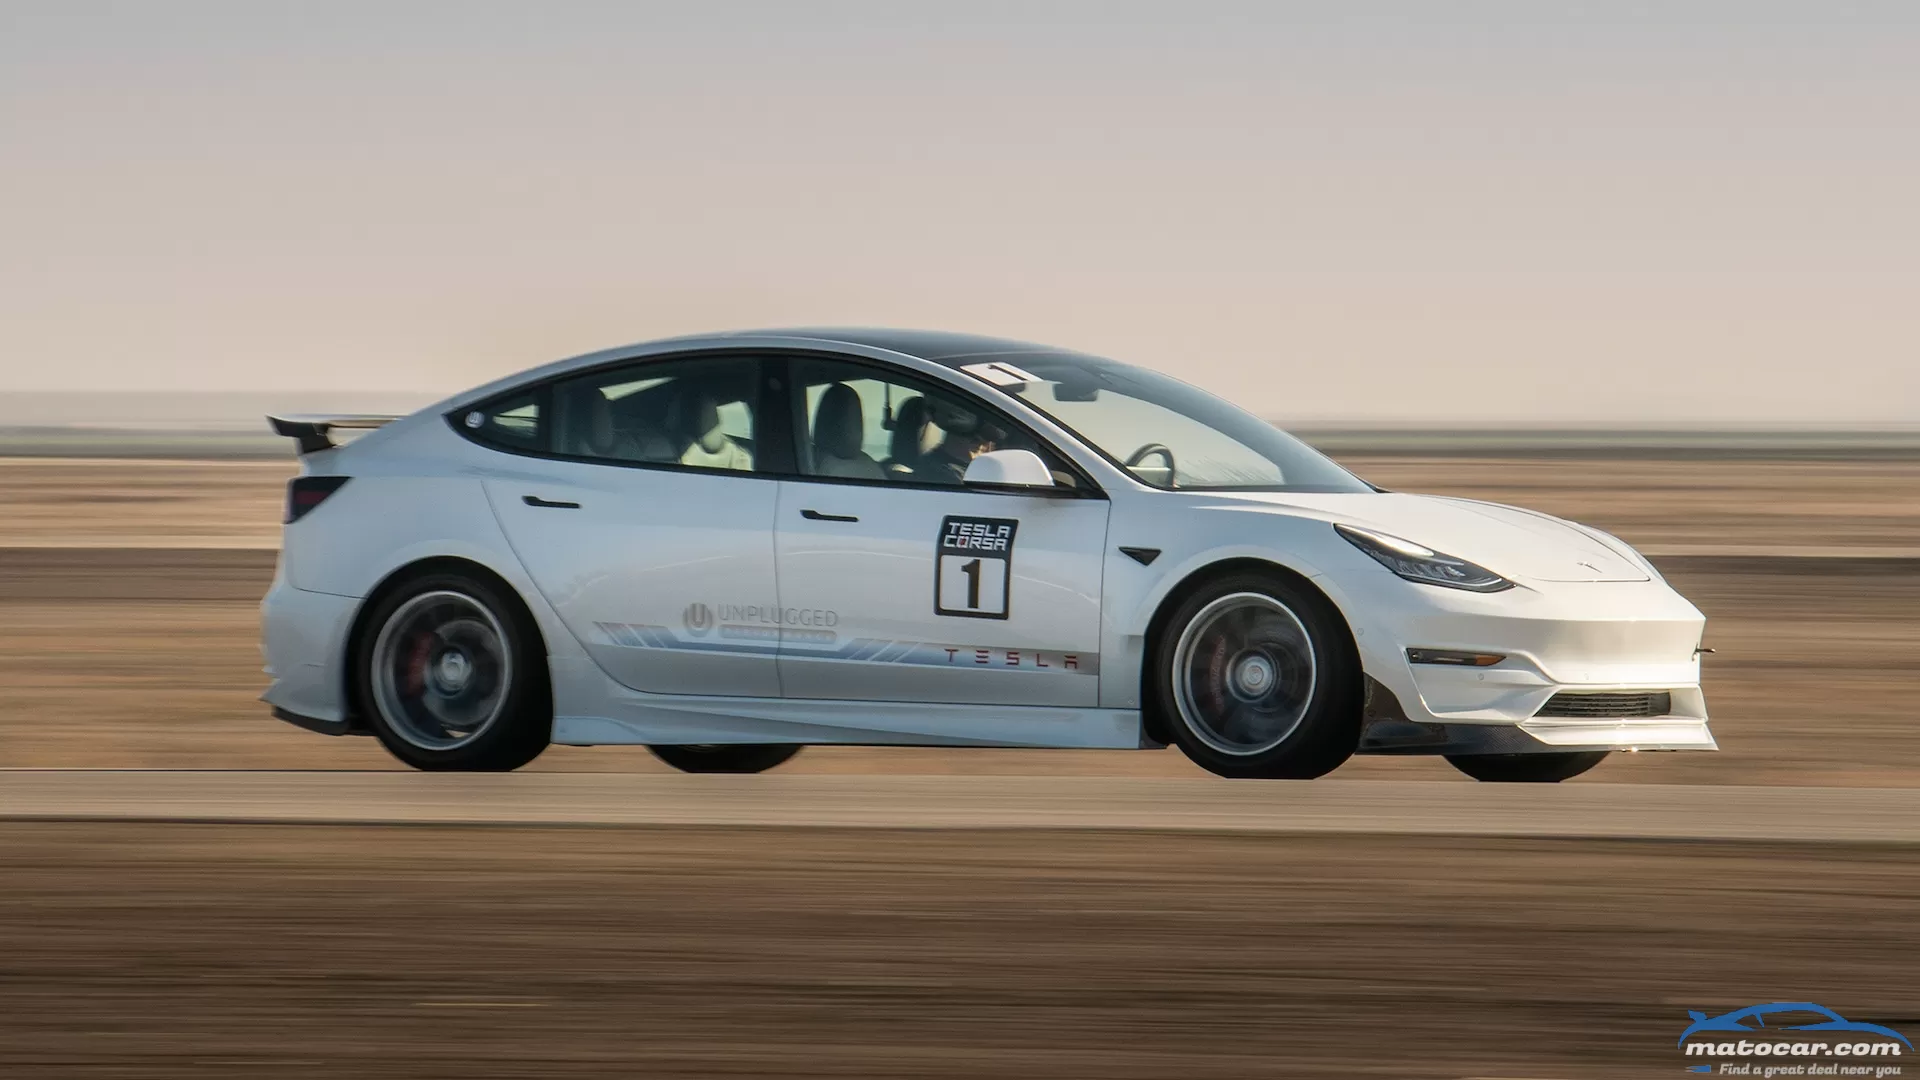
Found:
<box><xmin>1679</xmin><ymin>1003</ymin><xmax>1913</xmax><ymax>1049</ymax></box>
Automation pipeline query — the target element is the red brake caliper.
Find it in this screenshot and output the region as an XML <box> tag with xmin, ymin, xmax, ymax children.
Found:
<box><xmin>403</xmin><ymin>633</ymin><xmax>434</xmax><ymax>697</ymax></box>
<box><xmin>1204</xmin><ymin>637</ymin><xmax>1229</xmax><ymax>717</ymax></box>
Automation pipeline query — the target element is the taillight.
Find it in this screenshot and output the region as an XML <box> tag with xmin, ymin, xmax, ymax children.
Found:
<box><xmin>285</xmin><ymin>476</ymin><xmax>350</xmax><ymax>523</ymax></box>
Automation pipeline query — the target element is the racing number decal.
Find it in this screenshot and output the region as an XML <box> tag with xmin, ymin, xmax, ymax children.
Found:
<box><xmin>935</xmin><ymin>516</ymin><xmax>1018</xmax><ymax>619</ymax></box>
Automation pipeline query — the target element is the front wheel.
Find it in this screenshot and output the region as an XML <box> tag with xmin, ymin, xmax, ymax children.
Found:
<box><xmin>1445</xmin><ymin>751</ymin><xmax>1608</xmax><ymax>783</ymax></box>
<box><xmin>648</xmin><ymin>744</ymin><xmax>801</xmax><ymax>774</ymax></box>
<box><xmin>1151</xmin><ymin>572</ymin><xmax>1363</xmax><ymax>779</ymax></box>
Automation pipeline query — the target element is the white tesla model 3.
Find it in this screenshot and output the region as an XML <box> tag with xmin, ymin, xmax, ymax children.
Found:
<box><xmin>261</xmin><ymin>329</ymin><xmax>1715</xmax><ymax>781</ymax></box>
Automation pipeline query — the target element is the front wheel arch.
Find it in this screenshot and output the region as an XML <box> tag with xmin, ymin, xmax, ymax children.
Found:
<box><xmin>341</xmin><ymin>556</ymin><xmax>551</xmax><ymax>732</ymax></box>
<box><xmin>1138</xmin><ymin>558</ymin><xmax>1362</xmax><ymax>748</ymax></box>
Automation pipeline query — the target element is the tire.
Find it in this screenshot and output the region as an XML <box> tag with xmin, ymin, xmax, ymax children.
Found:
<box><xmin>1444</xmin><ymin>751</ymin><xmax>1608</xmax><ymax>783</ymax></box>
<box><xmin>647</xmin><ymin>744</ymin><xmax>801</xmax><ymax>774</ymax></box>
<box><xmin>352</xmin><ymin>571</ymin><xmax>551</xmax><ymax>772</ymax></box>
<box><xmin>1151</xmin><ymin>571</ymin><xmax>1363</xmax><ymax>779</ymax></box>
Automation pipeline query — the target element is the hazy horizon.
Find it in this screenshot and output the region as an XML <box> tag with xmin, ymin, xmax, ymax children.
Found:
<box><xmin>4</xmin><ymin>2</ymin><xmax>1916</xmax><ymax>423</ymax></box>
<box><xmin>8</xmin><ymin>389</ymin><xmax>1920</xmax><ymax>435</ymax></box>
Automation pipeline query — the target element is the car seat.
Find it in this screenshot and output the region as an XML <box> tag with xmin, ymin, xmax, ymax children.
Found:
<box><xmin>674</xmin><ymin>392</ymin><xmax>752</xmax><ymax>471</ymax></box>
<box><xmin>573</xmin><ymin>390</ymin><xmax>617</xmax><ymax>457</ymax></box>
<box><xmin>883</xmin><ymin>395</ymin><xmax>931</xmax><ymax>475</ymax></box>
<box><xmin>812</xmin><ymin>384</ymin><xmax>885</xmax><ymax>480</ymax></box>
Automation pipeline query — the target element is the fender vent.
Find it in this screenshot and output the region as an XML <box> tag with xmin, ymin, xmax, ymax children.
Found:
<box><xmin>1536</xmin><ymin>691</ymin><xmax>1672</xmax><ymax>719</ymax></box>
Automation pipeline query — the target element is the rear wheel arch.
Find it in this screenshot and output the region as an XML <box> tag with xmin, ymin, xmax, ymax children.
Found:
<box><xmin>1138</xmin><ymin>558</ymin><xmax>1362</xmax><ymax>748</ymax></box>
<box><xmin>341</xmin><ymin>556</ymin><xmax>550</xmax><ymax>730</ymax></box>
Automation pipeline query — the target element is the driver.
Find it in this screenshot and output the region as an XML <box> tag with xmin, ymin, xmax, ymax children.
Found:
<box><xmin>921</xmin><ymin>397</ymin><xmax>1000</xmax><ymax>484</ymax></box>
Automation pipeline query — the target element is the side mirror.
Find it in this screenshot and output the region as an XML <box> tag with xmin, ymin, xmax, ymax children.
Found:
<box><xmin>963</xmin><ymin>449</ymin><xmax>1058</xmax><ymax>491</ymax></box>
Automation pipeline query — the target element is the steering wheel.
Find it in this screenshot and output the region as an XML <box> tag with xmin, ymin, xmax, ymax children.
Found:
<box><xmin>1123</xmin><ymin>442</ymin><xmax>1176</xmax><ymax>486</ymax></box>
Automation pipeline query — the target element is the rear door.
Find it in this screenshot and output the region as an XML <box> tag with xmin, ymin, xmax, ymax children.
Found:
<box><xmin>771</xmin><ymin>356</ymin><xmax>1110</xmax><ymax>706</ymax></box>
<box><xmin>476</xmin><ymin>354</ymin><xmax>785</xmax><ymax>697</ymax></box>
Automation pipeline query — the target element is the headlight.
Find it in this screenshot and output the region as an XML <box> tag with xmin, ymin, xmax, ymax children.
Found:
<box><xmin>1335</xmin><ymin>524</ymin><xmax>1515</xmax><ymax>593</ymax></box>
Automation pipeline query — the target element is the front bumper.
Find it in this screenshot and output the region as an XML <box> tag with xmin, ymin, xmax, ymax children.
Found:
<box><xmin>1357</xmin><ymin>676</ymin><xmax>1718</xmax><ymax>754</ymax></box>
<box><xmin>1322</xmin><ymin>567</ymin><xmax>1717</xmax><ymax>756</ymax></box>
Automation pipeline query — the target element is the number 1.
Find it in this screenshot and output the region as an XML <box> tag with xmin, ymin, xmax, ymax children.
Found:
<box><xmin>960</xmin><ymin>558</ymin><xmax>981</xmax><ymax>609</ymax></box>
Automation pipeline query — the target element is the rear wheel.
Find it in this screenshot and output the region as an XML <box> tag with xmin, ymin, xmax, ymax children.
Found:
<box><xmin>1152</xmin><ymin>571</ymin><xmax>1363</xmax><ymax>779</ymax></box>
<box><xmin>1445</xmin><ymin>751</ymin><xmax>1608</xmax><ymax>783</ymax></box>
<box><xmin>354</xmin><ymin>572</ymin><xmax>551</xmax><ymax>771</ymax></box>
<box><xmin>648</xmin><ymin>744</ymin><xmax>801</xmax><ymax>774</ymax></box>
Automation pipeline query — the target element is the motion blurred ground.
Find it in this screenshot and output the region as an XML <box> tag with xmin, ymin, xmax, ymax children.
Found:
<box><xmin>2</xmin><ymin>822</ymin><xmax>1915</xmax><ymax>1079</ymax></box>
<box><xmin>4</xmin><ymin>453</ymin><xmax>1915</xmax><ymax>1079</ymax></box>
<box><xmin>2</xmin><ymin>454</ymin><xmax>1915</xmax><ymax>783</ymax></box>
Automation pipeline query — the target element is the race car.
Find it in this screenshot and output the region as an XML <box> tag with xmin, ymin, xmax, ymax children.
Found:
<box><xmin>261</xmin><ymin>328</ymin><xmax>1715</xmax><ymax>781</ymax></box>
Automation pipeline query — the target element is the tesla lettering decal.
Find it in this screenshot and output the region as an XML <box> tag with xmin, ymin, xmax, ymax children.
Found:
<box><xmin>935</xmin><ymin>515</ymin><xmax>1017</xmax><ymax>620</ymax></box>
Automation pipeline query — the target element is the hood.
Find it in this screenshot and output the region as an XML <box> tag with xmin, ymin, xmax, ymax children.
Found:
<box><xmin>1212</xmin><ymin>491</ymin><xmax>1650</xmax><ymax>583</ymax></box>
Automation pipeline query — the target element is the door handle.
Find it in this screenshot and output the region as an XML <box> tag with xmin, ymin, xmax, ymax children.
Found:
<box><xmin>800</xmin><ymin>508</ymin><xmax>859</xmax><ymax>523</ymax></box>
<box><xmin>523</xmin><ymin>495</ymin><xmax>581</xmax><ymax>509</ymax></box>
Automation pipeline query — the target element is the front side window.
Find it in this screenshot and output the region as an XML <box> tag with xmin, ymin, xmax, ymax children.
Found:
<box><xmin>789</xmin><ymin>358</ymin><xmax>1070</xmax><ymax>488</ymax></box>
<box><xmin>973</xmin><ymin>353</ymin><xmax>1370</xmax><ymax>493</ymax></box>
<box><xmin>550</xmin><ymin>357</ymin><xmax>760</xmax><ymax>472</ymax></box>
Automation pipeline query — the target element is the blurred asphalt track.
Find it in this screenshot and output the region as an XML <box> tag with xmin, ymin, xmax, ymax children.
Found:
<box><xmin>3</xmin><ymin>771</ymin><xmax>1916</xmax><ymax>843</ymax></box>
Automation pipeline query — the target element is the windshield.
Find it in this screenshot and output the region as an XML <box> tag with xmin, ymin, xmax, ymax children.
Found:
<box><xmin>974</xmin><ymin>353</ymin><xmax>1372</xmax><ymax>493</ymax></box>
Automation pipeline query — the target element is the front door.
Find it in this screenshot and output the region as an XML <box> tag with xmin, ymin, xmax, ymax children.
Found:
<box><xmin>480</xmin><ymin>354</ymin><xmax>782</xmax><ymax>697</ymax></box>
<box><xmin>772</xmin><ymin>357</ymin><xmax>1110</xmax><ymax>706</ymax></box>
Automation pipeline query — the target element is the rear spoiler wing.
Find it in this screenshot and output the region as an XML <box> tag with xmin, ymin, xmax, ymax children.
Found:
<box><xmin>267</xmin><ymin>414</ymin><xmax>402</xmax><ymax>455</ymax></box>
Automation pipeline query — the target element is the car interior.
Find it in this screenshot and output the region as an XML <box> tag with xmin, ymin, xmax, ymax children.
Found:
<box><xmin>550</xmin><ymin>368</ymin><xmax>757</xmax><ymax>471</ymax></box>
<box><xmin>799</xmin><ymin>374</ymin><xmax>1076</xmax><ymax>490</ymax></box>
<box><xmin>487</xmin><ymin>360</ymin><xmax>1078</xmax><ymax>490</ymax></box>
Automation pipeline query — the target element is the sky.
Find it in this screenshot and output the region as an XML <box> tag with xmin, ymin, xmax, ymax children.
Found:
<box><xmin>1</xmin><ymin>1</ymin><xmax>1916</xmax><ymax>423</ymax></box>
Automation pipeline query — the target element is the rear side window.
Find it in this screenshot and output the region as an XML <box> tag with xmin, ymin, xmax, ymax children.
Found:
<box><xmin>457</xmin><ymin>391</ymin><xmax>542</xmax><ymax>451</ymax></box>
<box><xmin>549</xmin><ymin>356</ymin><xmax>761</xmax><ymax>473</ymax></box>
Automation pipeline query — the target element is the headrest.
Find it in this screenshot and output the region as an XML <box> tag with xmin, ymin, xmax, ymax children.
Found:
<box><xmin>813</xmin><ymin>384</ymin><xmax>865</xmax><ymax>459</ymax></box>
